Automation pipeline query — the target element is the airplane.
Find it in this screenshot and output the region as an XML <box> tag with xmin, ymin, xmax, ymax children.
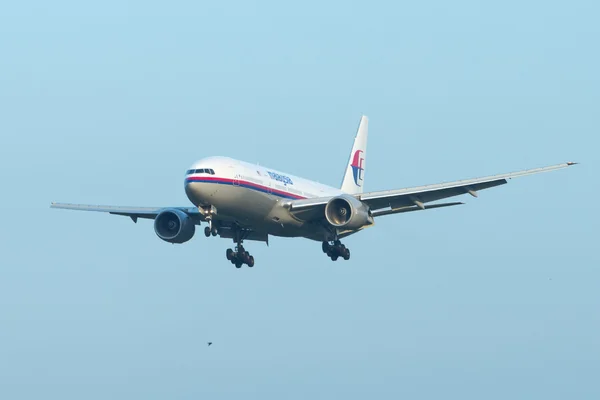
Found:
<box><xmin>50</xmin><ymin>116</ymin><xmax>577</xmax><ymax>268</ymax></box>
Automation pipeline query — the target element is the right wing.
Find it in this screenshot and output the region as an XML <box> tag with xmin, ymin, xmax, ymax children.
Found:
<box><xmin>50</xmin><ymin>202</ymin><xmax>269</xmax><ymax>242</ymax></box>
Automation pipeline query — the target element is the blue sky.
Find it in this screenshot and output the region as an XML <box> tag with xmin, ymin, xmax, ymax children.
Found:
<box><xmin>1</xmin><ymin>1</ymin><xmax>598</xmax><ymax>399</ymax></box>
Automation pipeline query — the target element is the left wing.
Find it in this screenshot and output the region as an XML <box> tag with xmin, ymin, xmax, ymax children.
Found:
<box><xmin>286</xmin><ymin>162</ymin><xmax>577</xmax><ymax>220</ymax></box>
<box><xmin>359</xmin><ymin>162</ymin><xmax>576</xmax><ymax>211</ymax></box>
<box><xmin>50</xmin><ymin>202</ymin><xmax>205</xmax><ymax>223</ymax></box>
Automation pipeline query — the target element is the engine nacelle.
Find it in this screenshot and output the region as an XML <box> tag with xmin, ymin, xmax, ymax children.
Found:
<box><xmin>154</xmin><ymin>209</ymin><xmax>195</xmax><ymax>244</ymax></box>
<box><xmin>324</xmin><ymin>194</ymin><xmax>372</xmax><ymax>230</ymax></box>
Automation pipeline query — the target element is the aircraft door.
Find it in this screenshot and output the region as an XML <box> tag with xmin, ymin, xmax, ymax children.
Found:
<box><xmin>258</xmin><ymin>169</ymin><xmax>271</xmax><ymax>193</ymax></box>
<box><xmin>229</xmin><ymin>165</ymin><xmax>240</xmax><ymax>186</ymax></box>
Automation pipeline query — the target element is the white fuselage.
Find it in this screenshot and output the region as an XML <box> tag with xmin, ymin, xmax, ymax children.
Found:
<box><xmin>184</xmin><ymin>156</ymin><xmax>343</xmax><ymax>240</ymax></box>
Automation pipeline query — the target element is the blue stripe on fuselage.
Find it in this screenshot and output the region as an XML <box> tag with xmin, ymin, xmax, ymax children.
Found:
<box><xmin>185</xmin><ymin>177</ymin><xmax>304</xmax><ymax>200</ymax></box>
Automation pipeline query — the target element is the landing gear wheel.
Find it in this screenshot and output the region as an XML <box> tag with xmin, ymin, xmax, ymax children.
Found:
<box><xmin>323</xmin><ymin>239</ymin><xmax>350</xmax><ymax>262</ymax></box>
<box><xmin>211</xmin><ymin>227</ymin><xmax>218</xmax><ymax>236</ymax></box>
<box><xmin>227</xmin><ymin>226</ymin><xmax>256</xmax><ymax>268</ymax></box>
<box><xmin>204</xmin><ymin>226</ymin><xmax>211</xmax><ymax>237</ymax></box>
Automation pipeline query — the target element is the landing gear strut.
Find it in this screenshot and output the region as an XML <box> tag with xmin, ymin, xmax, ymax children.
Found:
<box><xmin>322</xmin><ymin>240</ymin><xmax>350</xmax><ymax>261</ymax></box>
<box><xmin>226</xmin><ymin>227</ymin><xmax>255</xmax><ymax>268</ymax></box>
<box><xmin>199</xmin><ymin>205</ymin><xmax>218</xmax><ymax>237</ymax></box>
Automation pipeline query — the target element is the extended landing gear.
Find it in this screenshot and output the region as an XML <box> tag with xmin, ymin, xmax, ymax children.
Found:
<box><xmin>204</xmin><ymin>225</ymin><xmax>218</xmax><ymax>237</ymax></box>
<box><xmin>203</xmin><ymin>219</ymin><xmax>218</xmax><ymax>237</ymax></box>
<box><xmin>226</xmin><ymin>245</ymin><xmax>255</xmax><ymax>268</ymax></box>
<box><xmin>322</xmin><ymin>240</ymin><xmax>350</xmax><ymax>261</ymax></box>
<box><xmin>225</xmin><ymin>227</ymin><xmax>255</xmax><ymax>268</ymax></box>
<box><xmin>199</xmin><ymin>205</ymin><xmax>219</xmax><ymax>237</ymax></box>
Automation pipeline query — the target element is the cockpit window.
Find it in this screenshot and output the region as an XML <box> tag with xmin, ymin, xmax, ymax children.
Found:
<box><xmin>188</xmin><ymin>168</ymin><xmax>215</xmax><ymax>175</ymax></box>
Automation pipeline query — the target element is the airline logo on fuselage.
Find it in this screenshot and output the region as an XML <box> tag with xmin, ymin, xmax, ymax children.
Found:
<box><xmin>351</xmin><ymin>150</ymin><xmax>364</xmax><ymax>186</ymax></box>
<box><xmin>267</xmin><ymin>171</ymin><xmax>294</xmax><ymax>185</ymax></box>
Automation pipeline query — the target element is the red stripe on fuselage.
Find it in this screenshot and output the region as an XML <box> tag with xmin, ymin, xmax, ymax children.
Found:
<box><xmin>185</xmin><ymin>176</ymin><xmax>306</xmax><ymax>200</ymax></box>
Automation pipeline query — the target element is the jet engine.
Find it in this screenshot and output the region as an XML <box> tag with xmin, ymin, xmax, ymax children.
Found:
<box><xmin>324</xmin><ymin>194</ymin><xmax>372</xmax><ymax>231</ymax></box>
<box><xmin>154</xmin><ymin>209</ymin><xmax>196</xmax><ymax>243</ymax></box>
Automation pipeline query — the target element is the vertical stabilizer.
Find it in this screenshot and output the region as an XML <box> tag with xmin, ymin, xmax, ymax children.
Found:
<box><xmin>341</xmin><ymin>115</ymin><xmax>368</xmax><ymax>194</ymax></box>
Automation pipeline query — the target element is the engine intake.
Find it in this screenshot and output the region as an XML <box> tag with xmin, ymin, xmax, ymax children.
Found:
<box><xmin>324</xmin><ymin>194</ymin><xmax>372</xmax><ymax>230</ymax></box>
<box><xmin>154</xmin><ymin>209</ymin><xmax>195</xmax><ymax>243</ymax></box>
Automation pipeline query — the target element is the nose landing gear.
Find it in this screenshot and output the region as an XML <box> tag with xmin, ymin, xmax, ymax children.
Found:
<box><xmin>200</xmin><ymin>205</ymin><xmax>219</xmax><ymax>237</ymax></box>
<box><xmin>204</xmin><ymin>225</ymin><xmax>218</xmax><ymax>237</ymax></box>
<box><xmin>322</xmin><ymin>240</ymin><xmax>350</xmax><ymax>261</ymax></box>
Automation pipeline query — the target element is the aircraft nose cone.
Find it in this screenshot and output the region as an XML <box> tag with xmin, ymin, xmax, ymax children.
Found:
<box><xmin>184</xmin><ymin>178</ymin><xmax>198</xmax><ymax>203</ymax></box>
<box><xmin>185</xmin><ymin>178</ymin><xmax>217</xmax><ymax>206</ymax></box>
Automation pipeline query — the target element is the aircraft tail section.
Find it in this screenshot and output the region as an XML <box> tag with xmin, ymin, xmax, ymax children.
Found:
<box><xmin>341</xmin><ymin>115</ymin><xmax>368</xmax><ymax>194</ymax></box>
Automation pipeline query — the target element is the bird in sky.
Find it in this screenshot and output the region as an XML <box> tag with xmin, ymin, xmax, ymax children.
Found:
<box><xmin>207</xmin><ymin>342</ymin><xmax>212</xmax><ymax>346</ymax></box>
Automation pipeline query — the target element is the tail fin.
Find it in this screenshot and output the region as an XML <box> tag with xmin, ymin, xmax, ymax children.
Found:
<box><xmin>340</xmin><ymin>115</ymin><xmax>368</xmax><ymax>194</ymax></box>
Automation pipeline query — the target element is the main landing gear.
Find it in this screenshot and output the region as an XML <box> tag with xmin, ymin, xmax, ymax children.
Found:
<box><xmin>225</xmin><ymin>227</ymin><xmax>255</xmax><ymax>268</ymax></box>
<box><xmin>226</xmin><ymin>245</ymin><xmax>254</xmax><ymax>268</ymax></box>
<box><xmin>322</xmin><ymin>240</ymin><xmax>350</xmax><ymax>261</ymax></box>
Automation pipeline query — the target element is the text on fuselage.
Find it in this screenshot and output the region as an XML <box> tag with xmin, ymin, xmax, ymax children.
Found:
<box><xmin>267</xmin><ymin>171</ymin><xmax>294</xmax><ymax>185</ymax></box>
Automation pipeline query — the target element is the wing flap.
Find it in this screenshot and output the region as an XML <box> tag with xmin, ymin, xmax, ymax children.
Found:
<box><xmin>371</xmin><ymin>179</ymin><xmax>507</xmax><ymax>211</ymax></box>
<box><xmin>372</xmin><ymin>201</ymin><xmax>464</xmax><ymax>217</ymax></box>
